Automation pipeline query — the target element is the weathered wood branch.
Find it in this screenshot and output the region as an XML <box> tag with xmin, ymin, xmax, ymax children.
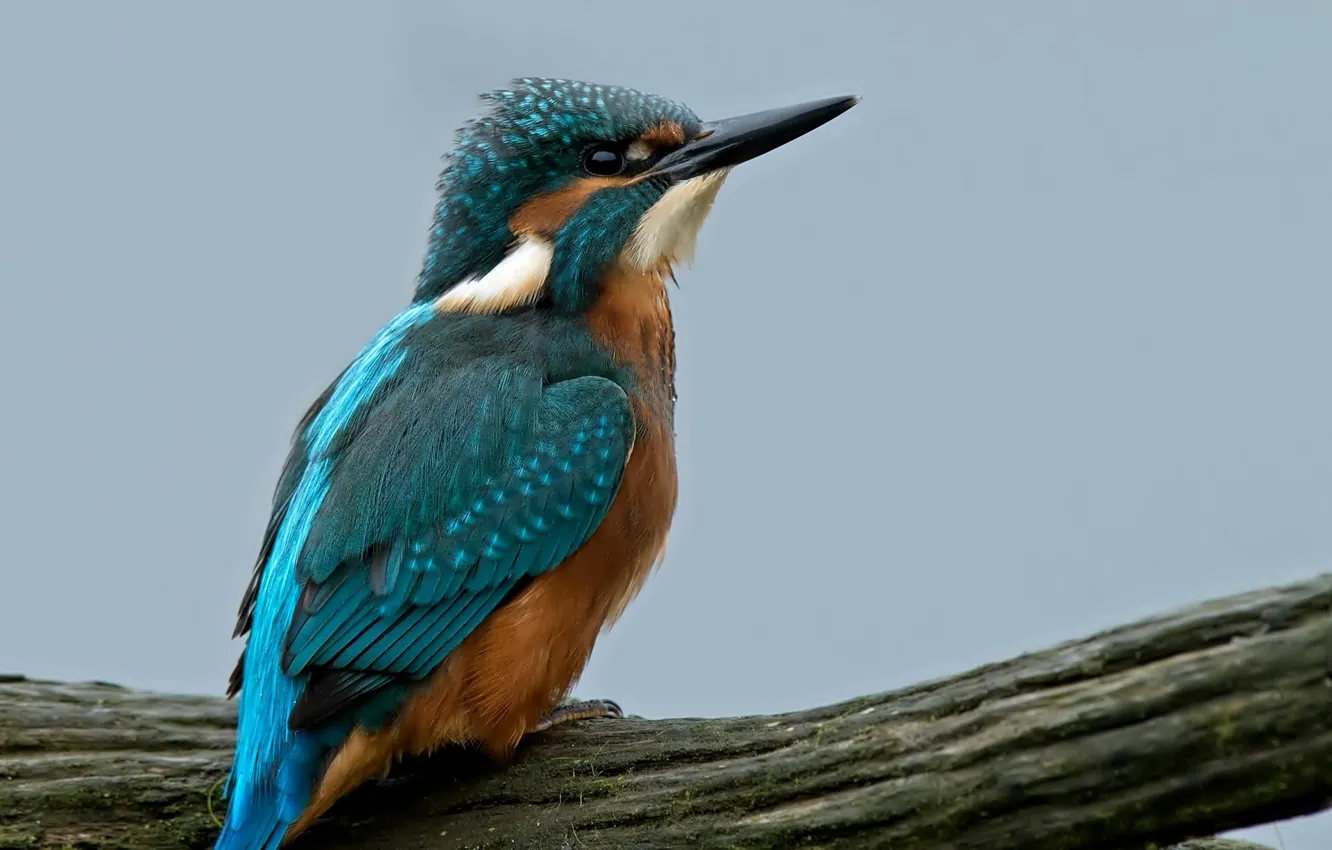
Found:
<box><xmin>2</xmin><ymin>576</ymin><xmax>1330</xmax><ymax>849</ymax></box>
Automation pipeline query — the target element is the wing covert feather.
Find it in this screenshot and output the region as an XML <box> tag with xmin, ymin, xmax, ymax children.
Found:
<box><xmin>281</xmin><ymin>372</ymin><xmax>633</xmax><ymax>729</ymax></box>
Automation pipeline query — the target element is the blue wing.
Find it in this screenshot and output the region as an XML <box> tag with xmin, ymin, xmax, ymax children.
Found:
<box><xmin>281</xmin><ymin>369</ymin><xmax>634</xmax><ymax>729</ymax></box>
<box><xmin>228</xmin><ymin>381</ymin><xmax>336</xmax><ymax>697</ymax></box>
<box><xmin>218</xmin><ymin>307</ymin><xmax>634</xmax><ymax>850</ymax></box>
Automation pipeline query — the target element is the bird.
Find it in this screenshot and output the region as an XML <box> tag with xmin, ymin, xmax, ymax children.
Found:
<box><xmin>214</xmin><ymin>77</ymin><xmax>857</xmax><ymax>850</ymax></box>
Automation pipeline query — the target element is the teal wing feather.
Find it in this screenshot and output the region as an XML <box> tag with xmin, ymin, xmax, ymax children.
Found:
<box><xmin>281</xmin><ymin>368</ymin><xmax>633</xmax><ymax>729</ymax></box>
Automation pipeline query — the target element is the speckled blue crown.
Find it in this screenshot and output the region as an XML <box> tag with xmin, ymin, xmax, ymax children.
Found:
<box><xmin>417</xmin><ymin>79</ymin><xmax>701</xmax><ymax>300</ymax></box>
<box><xmin>466</xmin><ymin>78</ymin><xmax>698</xmax><ymax>155</ymax></box>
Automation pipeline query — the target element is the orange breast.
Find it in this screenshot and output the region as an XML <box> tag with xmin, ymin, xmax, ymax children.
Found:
<box><xmin>458</xmin><ymin>399</ymin><xmax>676</xmax><ymax>752</ymax></box>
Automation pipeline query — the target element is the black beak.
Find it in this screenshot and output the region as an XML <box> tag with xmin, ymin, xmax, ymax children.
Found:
<box><xmin>650</xmin><ymin>94</ymin><xmax>859</xmax><ymax>181</ymax></box>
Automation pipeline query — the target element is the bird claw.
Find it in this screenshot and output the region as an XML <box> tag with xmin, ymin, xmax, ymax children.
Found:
<box><xmin>533</xmin><ymin>698</ymin><xmax>624</xmax><ymax>733</ymax></box>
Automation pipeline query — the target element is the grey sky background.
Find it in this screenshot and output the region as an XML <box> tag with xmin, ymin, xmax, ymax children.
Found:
<box><xmin>1</xmin><ymin>2</ymin><xmax>1328</xmax><ymax>846</ymax></box>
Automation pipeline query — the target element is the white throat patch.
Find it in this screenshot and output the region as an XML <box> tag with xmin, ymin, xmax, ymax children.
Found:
<box><xmin>623</xmin><ymin>169</ymin><xmax>730</xmax><ymax>272</ymax></box>
<box><xmin>434</xmin><ymin>237</ymin><xmax>554</xmax><ymax>314</ymax></box>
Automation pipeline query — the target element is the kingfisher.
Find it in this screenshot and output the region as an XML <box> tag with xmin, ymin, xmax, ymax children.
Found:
<box><xmin>215</xmin><ymin>78</ymin><xmax>857</xmax><ymax>849</ymax></box>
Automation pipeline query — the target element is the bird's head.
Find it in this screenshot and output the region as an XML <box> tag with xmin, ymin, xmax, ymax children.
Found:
<box><xmin>418</xmin><ymin>78</ymin><xmax>857</xmax><ymax>314</ymax></box>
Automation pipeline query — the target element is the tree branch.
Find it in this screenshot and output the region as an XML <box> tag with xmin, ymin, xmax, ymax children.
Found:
<box><xmin>2</xmin><ymin>575</ymin><xmax>1330</xmax><ymax>849</ymax></box>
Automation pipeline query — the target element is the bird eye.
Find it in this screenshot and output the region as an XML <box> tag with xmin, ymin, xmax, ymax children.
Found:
<box><xmin>582</xmin><ymin>145</ymin><xmax>625</xmax><ymax>177</ymax></box>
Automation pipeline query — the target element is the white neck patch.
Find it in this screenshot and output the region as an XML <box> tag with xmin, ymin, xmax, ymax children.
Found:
<box><xmin>433</xmin><ymin>237</ymin><xmax>555</xmax><ymax>315</ymax></box>
<box><xmin>623</xmin><ymin>169</ymin><xmax>731</xmax><ymax>272</ymax></box>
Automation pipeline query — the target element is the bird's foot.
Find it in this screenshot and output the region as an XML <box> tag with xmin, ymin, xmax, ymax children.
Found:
<box><xmin>533</xmin><ymin>698</ymin><xmax>623</xmax><ymax>733</ymax></box>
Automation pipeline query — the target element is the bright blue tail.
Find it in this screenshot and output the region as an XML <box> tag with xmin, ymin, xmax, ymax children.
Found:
<box><xmin>215</xmin><ymin>731</ymin><xmax>330</xmax><ymax>850</ymax></box>
<box><xmin>214</xmin><ymin>796</ymin><xmax>286</xmax><ymax>850</ymax></box>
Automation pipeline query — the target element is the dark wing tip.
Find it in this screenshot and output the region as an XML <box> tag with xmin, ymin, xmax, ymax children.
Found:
<box><xmin>226</xmin><ymin>652</ymin><xmax>244</xmax><ymax>699</ymax></box>
<box><xmin>288</xmin><ymin>669</ymin><xmax>399</xmax><ymax>730</ymax></box>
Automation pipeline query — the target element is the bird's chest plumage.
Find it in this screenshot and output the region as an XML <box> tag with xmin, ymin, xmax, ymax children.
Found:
<box><xmin>459</xmin><ymin>268</ymin><xmax>679</xmax><ymax>724</ymax></box>
<box><xmin>399</xmin><ymin>269</ymin><xmax>677</xmax><ymax>750</ymax></box>
<box><xmin>570</xmin><ymin>265</ymin><xmax>680</xmax><ymax>624</ymax></box>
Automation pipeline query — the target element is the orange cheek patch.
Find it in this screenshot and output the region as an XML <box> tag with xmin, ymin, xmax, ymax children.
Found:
<box><xmin>509</xmin><ymin>176</ymin><xmax>630</xmax><ymax>239</ymax></box>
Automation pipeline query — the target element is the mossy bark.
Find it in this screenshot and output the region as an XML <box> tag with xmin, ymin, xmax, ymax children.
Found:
<box><xmin>3</xmin><ymin>575</ymin><xmax>1331</xmax><ymax>849</ymax></box>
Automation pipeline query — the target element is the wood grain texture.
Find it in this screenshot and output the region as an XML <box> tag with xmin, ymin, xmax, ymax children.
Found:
<box><xmin>2</xmin><ymin>574</ymin><xmax>1330</xmax><ymax>850</ymax></box>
